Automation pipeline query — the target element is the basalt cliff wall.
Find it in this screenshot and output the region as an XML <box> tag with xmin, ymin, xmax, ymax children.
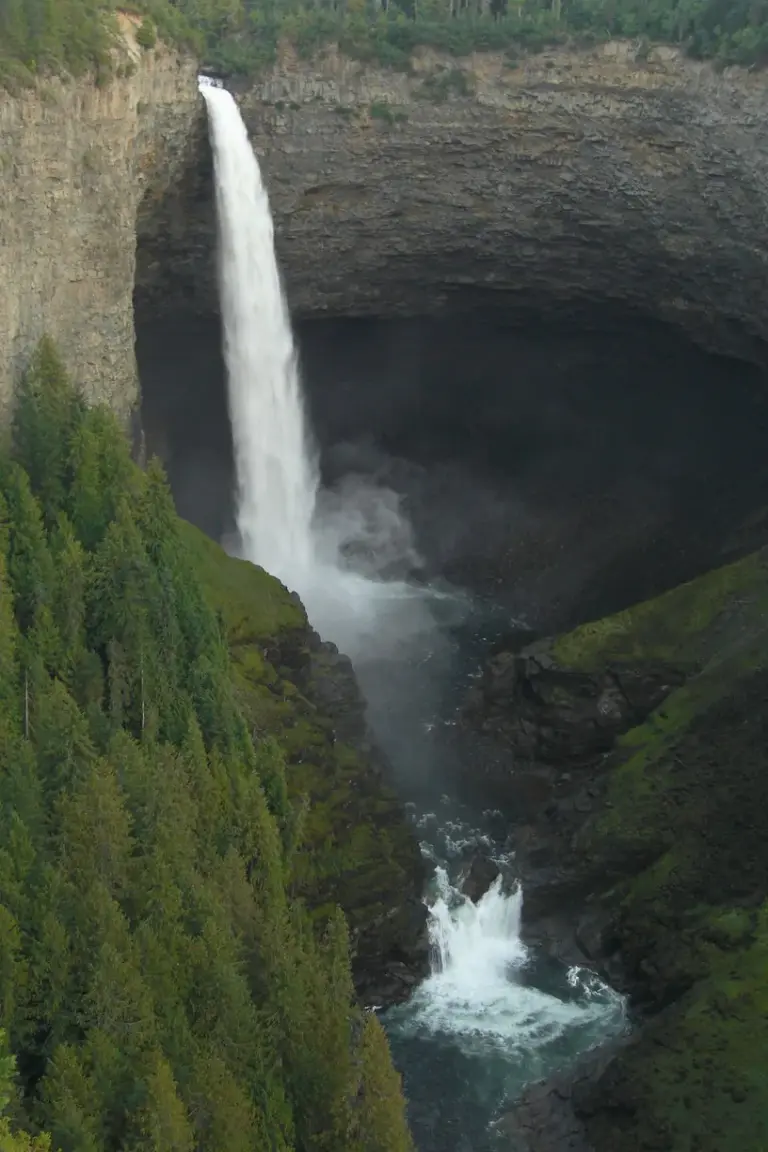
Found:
<box><xmin>5</xmin><ymin>39</ymin><xmax>768</xmax><ymax>426</ymax></box>
<box><xmin>138</xmin><ymin>41</ymin><xmax>768</xmax><ymax>366</ymax></box>
<box><xmin>0</xmin><ymin>17</ymin><xmax>199</xmax><ymax>428</ymax></box>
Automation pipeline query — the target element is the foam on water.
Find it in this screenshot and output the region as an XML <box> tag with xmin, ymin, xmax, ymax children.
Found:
<box><xmin>396</xmin><ymin>866</ymin><xmax>622</xmax><ymax>1050</ymax></box>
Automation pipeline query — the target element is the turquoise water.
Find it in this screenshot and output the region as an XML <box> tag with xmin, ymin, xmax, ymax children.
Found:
<box><xmin>354</xmin><ymin>593</ymin><xmax>627</xmax><ymax>1151</ymax></box>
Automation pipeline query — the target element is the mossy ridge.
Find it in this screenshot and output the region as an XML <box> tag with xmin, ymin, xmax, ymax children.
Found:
<box><xmin>586</xmin><ymin>901</ymin><xmax>768</xmax><ymax>1152</ymax></box>
<box><xmin>179</xmin><ymin>519</ymin><xmax>420</xmax><ymax>964</ymax></box>
<box><xmin>579</xmin><ymin>627</ymin><xmax>768</xmax><ymax>862</ymax></box>
<box><xmin>178</xmin><ymin>520</ymin><xmax>305</xmax><ymax>643</ymax></box>
<box><xmin>552</xmin><ymin>547</ymin><xmax>768</xmax><ymax>670</ymax></box>
<box><xmin>557</xmin><ymin>558</ymin><xmax>768</xmax><ymax>1150</ymax></box>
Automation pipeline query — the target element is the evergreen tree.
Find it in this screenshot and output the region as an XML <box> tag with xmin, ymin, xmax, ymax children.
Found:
<box><xmin>5</xmin><ymin>466</ymin><xmax>55</xmax><ymax>636</ymax></box>
<box><xmin>12</xmin><ymin>337</ymin><xmax>84</xmax><ymax>527</ymax></box>
<box><xmin>127</xmin><ymin>1056</ymin><xmax>194</xmax><ymax>1152</ymax></box>
<box><xmin>355</xmin><ymin>1014</ymin><xmax>413</xmax><ymax>1152</ymax></box>
<box><xmin>0</xmin><ymin>1031</ymin><xmax>51</xmax><ymax>1152</ymax></box>
<box><xmin>0</xmin><ymin>338</ymin><xmax>417</xmax><ymax>1152</ymax></box>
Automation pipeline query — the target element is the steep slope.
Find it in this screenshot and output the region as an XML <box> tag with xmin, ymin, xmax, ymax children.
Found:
<box><xmin>0</xmin><ymin>18</ymin><xmax>198</xmax><ymax>426</ymax></box>
<box><xmin>468</xmin><ymin>549</ymin><xmax>768</xmax><ymax>1149</ymax></box>
<box><xmin>0</xmin><ymin>339</ymin><xmax>420</xmax><ymax>1151</ymax></box>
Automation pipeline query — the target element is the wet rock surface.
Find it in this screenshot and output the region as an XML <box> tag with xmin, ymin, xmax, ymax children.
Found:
<box><xmin>460</xmin><ymin>851</ymin><xmax>501</xmax><ymax>903</ymax></box>
<box><xmin>462</xmin><ymin>549</ymin><xmax>768</xmax><ymax>1151</ymax></box>
<box><xmin>303</xmin><ymin>635</ymin><xmax>431</xmax><ymax>1004</ymax></box>
<box><xmin>465</xmin><ymin>641</ymin><xmax>685</xmax><ymax>767</ymax></box>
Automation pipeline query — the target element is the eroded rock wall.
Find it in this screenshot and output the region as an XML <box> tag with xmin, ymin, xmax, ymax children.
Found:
<box><xmin>0</xmin><ymin>19</ymin><xmax>199</xmax><ymax>426</ymax></box>
<box><xmin>138</xmin><ymin>41</ymin><xmax>768</xmax><ymax>364</ymax></box>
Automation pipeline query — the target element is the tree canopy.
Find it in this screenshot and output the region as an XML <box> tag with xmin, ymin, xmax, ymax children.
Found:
<box><xmin>1</xmin><ymin>0</ymin><xmax>767</xmax><ymax>88</ymax></box>
<box><xmin>0</xmin><ymin>337</ymin><xmax>413</xmax><ymax>1152</ymax></box>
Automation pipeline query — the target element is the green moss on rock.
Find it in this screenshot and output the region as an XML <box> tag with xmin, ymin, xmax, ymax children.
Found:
<box><xmin>553</xmin><ymin>548</ymin><xmax>768</xmax><ymax>670</ymax></box>
<box><xmin>545</xmin><ymin>550</ymin><xmax>768</xmax><ymax>1150</ymax></box>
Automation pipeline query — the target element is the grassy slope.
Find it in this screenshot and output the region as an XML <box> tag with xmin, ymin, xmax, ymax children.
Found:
<box><xmin>548</xmin><ymin>548</ymin><xmax>768</xmax><ymax>1150</ymax></box>
<box><xmin>179</xmin><ymin>521</ymin><xmax>422</xmax><ymax>971</ymax></box>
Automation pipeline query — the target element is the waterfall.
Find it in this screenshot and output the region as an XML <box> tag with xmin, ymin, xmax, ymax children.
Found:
<box><xmin>199</xmin><ymin>80</ymin><xmax>438</xmax><ymax>662</ymax></box>
<box><xmin>199</xmin><ymin>83</ymin><xmax>628</xmax><ymax>1144</ymax></box>
<box><xmin>199</xmin><ymin>83</ymin><xmax>318</xmax><ymax>587</ymax></box>
<box><xmin>393</xmin><ymin>864</ymin><xmax>623</xmax><ymax>1050</ymax></box>
<box><xmin>430</xmin><ymin>870</ymin><xmax>525</xmax><ymax>990</ymax></box>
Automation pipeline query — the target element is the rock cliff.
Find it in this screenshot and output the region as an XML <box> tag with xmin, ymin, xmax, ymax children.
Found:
<box><xmin>137</xmin><ymin>41</ymin><xmax>768</xmax><ymax>365</ymax></box>
<box><xmin>0</xmin><ymin>18</ymin><xmax>199</xmax><ymax>427</ymax></box>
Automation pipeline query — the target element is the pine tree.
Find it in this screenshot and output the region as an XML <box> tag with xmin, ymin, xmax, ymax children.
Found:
<box><xmin>354</xmin><ymin>1014</ymin><xmax>413</xmax><ymax>1152</ymax></box>
<box><xmin>13</xmin><ymin>338</ymin><xmax>84</xmax><ymax>527</ymax></box>
<box><xmin>40</xmin><ymin>1044</ymin><xmax>102</xmax><ymax>1152</ymax></box>
<box><xmin>0</xmin><ymin>1031</ymin><xmax>51</xmax><ymax>1152</ymax></box>
<box><xmin>5</xmin><ymin>466</ymin><xmax>55</xmax><ymax>636</ymax></box>
<box><xmin>0</xmin><ymin>340</ymin><xmax>418</xmax><ymax>1152</ymax></box>
<box><xmin>67</xmin><ymin>409</ymin><xmax>136</xmax><ymax>553</ymax></box>
<box><xmin>49</xmin><ymin>514</ymin><xmax>88</xmax><ymax>686</ymax></box>
<box><xmin>127</xmin><ymin>1056</ymin><xmax>194</xmax><ymax>1152</ymax></box>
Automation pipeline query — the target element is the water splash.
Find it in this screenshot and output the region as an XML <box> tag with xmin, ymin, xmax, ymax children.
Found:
<box><xmin>396</xmin><ymin>865</ymin><xmax>620</xmax><ymax>1051</ymax></box>
<box><xmin>200</xmin><ymin>86</ymin><xmax>628</xmax><ymax>1147</ymax></box>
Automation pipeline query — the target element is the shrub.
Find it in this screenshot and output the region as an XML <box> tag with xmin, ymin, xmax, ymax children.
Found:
<box><xmin>136</xmin><ymin>16</ymin><xmax>157</xmax><ymax>50</ymax></box>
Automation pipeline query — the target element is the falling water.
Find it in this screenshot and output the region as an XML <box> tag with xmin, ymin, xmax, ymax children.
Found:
<box><xmin>199</xmin><ymin>81</ymin><xmax>318</xmax><ymax>586</ymax></box>
<box><xmin>199</xmin><ymin>81</ymin><xmax>628</xmax><ymax>1148</ymax></box>
<box><xmin>199</xmin><ymin>78</ymin><xmax>442</xmax><ymax>663</ymax></box>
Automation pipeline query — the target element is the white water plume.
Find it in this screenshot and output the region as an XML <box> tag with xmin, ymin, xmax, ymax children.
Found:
<box><xmin>200</xmin><ymin>82</ymin><xmax>318</xmax><ymax>586</ymax></box>
<box><xmin>200</xmin><ymin>81</ymin><xmax>437</xmax><ymax>661</ymax></box>
<box><xmin>394</xmin><ymin>866</ymin><xmax>625</xmax><ymax>1056</ymax></box>
<box><xmin>200</xmin><ymin>87</ymin><xmax>628</xmax><ymax>1144</ymax></box>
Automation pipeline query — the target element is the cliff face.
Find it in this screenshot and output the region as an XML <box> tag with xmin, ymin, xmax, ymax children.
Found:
<box><xmin>0</xmin><ymin>18</ymin><xmax>199</xmax><ymax>427</ymax></box>
<box><xmin>137</xmin><ymin>41</ymin><xmax>768</xmax><ymax>364</ymax></box>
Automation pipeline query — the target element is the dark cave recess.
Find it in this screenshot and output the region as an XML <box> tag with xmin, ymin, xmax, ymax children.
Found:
<box><xmin>137</xmin><ymin>308</ymin><xmax>768</xmax><ymax>634</ymax></box>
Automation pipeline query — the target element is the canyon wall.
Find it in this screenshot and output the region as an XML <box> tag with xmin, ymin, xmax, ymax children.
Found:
<box><xmin>0</xmin><ymin>18</ymin><xmax>199</xmax><ymax>427</ymax></box>
<box><xmin>137</xmin><ymin>41</ymin><xmax>768</xmax><ymax>366</ymax></box>
<box><xmin>4</xmin><ymin>37</ymin><xmax>768</xmax><ymax>423</ymax></box>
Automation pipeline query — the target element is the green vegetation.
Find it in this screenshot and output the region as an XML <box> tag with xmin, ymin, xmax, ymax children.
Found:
<box><xmin>2</xmin><ymin>0</ymin><xmax>768</xmax><ymax>90</ymax></box>
<box><xmin>135</xmin><ymin>16</ymin><xmax>157</xmax><ymax>49</ymax></box>
<box><xmin>0</xmin><ymin>337</ymin><xmax>413</xmax><ymax>1152</ymax></box>
<box><xmin>548</xmin><ymin>552</ymin><xmax>768</xmax><ymax>1150</ymax></box>
<box><xmin>415</xmin><ymin>66</ymin><xmax>473</xmax><ymax>101</ymax></box>
<box><xmin>369</xmin><ymin>100</ymin><xmax>409</xmax><ymax>123</ymax></box>
<box><xmin>552</xmin><ymin>548</ymin><xmax>768</xmax><ymax>669</ymax></box>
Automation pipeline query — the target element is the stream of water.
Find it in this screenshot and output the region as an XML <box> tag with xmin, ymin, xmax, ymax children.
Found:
<box><xmin>200</xmin><ymin>77</ymin><xmax>628</xmax><ymax>1149</ymax></box>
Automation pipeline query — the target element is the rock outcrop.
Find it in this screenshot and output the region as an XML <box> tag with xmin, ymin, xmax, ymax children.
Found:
<box><xmin>138</xmin><ymin>41</ymin><xmax>768</xmax><ymax>365</ymax></box>
<box><xmin>464</xmin><ymin>548</ymin><xmax>768</xmax><ymax>1151</ymax></box>
<box><xmin>0</xmin><ymin>18</ymin><xmax>199</xmax><ymax>426</ymax></box>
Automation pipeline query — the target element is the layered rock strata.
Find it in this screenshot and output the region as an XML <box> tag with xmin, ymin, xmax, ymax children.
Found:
<box><xmin>0</xmin><ymin>19</ymin><xmax>199</xmax><ymax>424</ymax></box>
<box><xmin>138</xmin><ymin>41</ymin><xmax>768</xmax><ymax>366</ymax></box>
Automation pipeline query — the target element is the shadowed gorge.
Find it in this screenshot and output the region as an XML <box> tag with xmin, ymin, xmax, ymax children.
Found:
<box><xmin>138</xmin><ymin>311</ymin><xmax>768</xmax><ymax>636</ymax></box>
<box><xmin>135</xmin><ymin>67</ymin><xmax>768</xmax><ymax>1151</ymax></box>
